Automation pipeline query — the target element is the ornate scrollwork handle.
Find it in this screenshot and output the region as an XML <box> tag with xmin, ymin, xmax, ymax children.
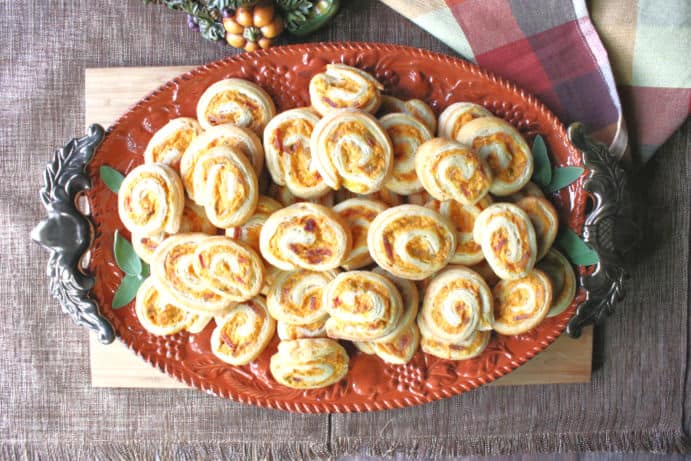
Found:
<box><xmin>566</xmin><ymin>123</ymin><xmax>638</xmax><ymax>337</ymax></box>
<box><xmin>31</xmin><ymin>124</ymin><xmax>115</xmax><ymax>344</ymax></box>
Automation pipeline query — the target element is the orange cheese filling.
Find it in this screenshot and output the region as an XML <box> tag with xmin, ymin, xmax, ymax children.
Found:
<box><xmin>151</xmin><ymin>129</ymin><xmax>195</xmax><ymax>164</ymax></box>
<box><xmin>123</xmin><ymin>173</ymin><xmax>170</xmax><ymax>225</ymax></box>
<box><xmin>206</xmin><ymin>92</ymin><xmax>263</xmax><ymax>131</ymax></box>
<box><xmin>488</xmin><ymin>221</ymin><xmax>532</xmax><ymax>272</ymax></box>
<box><xmin>381</xmin><ymin>216</ymin><xmax>453</xmax><ymax>270</ymax></box>
<box><xmin>272</xmin><ymin>119</ymin><xmax>323</xmax><ymax>188</ymax></box>
<box><xmin>325</xmin><ymin>121</ymin><xmax>387</xmax><ymax>181</ymax></box>
<box><xmin>279</xmin><ymin>274</ymin><xmax>325</xmax><ymax>317</ymax></box>
<box><xmin>217</xmin><ymin>301</ymin><xmax>265</xmax><ymax>356</ymax></box>
<box><xmin>314</xmin><ymin>76</ymin><xmax>377</xmax><ymax>109</ymax></box>
<box><xmin>472</xmin><ymin>132</ymin><xmax>528</xmax><ymax>183</ymax></box>
<box><xmin>196</xmin><ymin>246</ymin><xmax>257</xmax><ymax>295</ymax></box>
<box><xmin>331</xmin><ymin>279</ymin><xmax>393</xmax><ymax>331</ymax></box>
<box><xmin>495</xmin><ymin>279</ymin><xmax>547</xmax><ymax>322</ymax></box>
<box><xmin>431</xmin><ymin>279</ymin><xmax>480</xmax><ymax>333</ymax></box>
<box><xmin>433</xmin><ymin>149</ymin><xmax>491</xmax><ymax>200</ymax></box>
<box><xmin>269</xmin><ymin>215</ymin><xmax>338</xmax><ymax>265</ymax></box>
<box><xmin>142</xmin><ymin>289</ymin><xmax>186</xmax><ymax>326</ymax></box>
<box><xmin>164</xmin><ymin>243</ymin><xmax>225</xmax><ymax>302</ymax></box>
<box><xmin>452</xmin><ymin>111</ymin><xmax>483</xmax><ymax>138</ymax></box>
<box><xmin>207</xmin><ymin>161</ymin><xmax>249</xmax><ymax>219</ymax></box>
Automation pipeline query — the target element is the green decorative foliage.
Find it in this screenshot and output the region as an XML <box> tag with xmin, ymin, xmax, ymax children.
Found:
<box><xmin>544</xmin><ymin>167</ymin><xmax>585</xmax><ymax>193</ymax></box>
<box><xmin>145</xmin><ymin>0</ymin><xmax>225</xmax><ymax>41</ymax></box>
<box><xmin>531</xmin><ymin>135</ymin><xmax>551</xmax><ymax>187</ymax></box>
<box><xmin>276</xmin><ymin>0</ymin><xmax>314</xmax><ymax>32</ymax></box>
<box><xmin>100</xmin><ymin>165</ymin><xmax>124</xmax><ymax>194</ymax></box>
<box><xmin>112</xmin><ymin>274</ymin><xmax>145</xmax><ymax>309</ymax></box>
<box><xmin>555</xmin><ymin>228</ymin><xmax>599</xmax><ymax>266</ymax></box>
<box><xmin>111</xmin><ymin>231</ymin><xmax>150</xmax><ymax>309</ymax></box>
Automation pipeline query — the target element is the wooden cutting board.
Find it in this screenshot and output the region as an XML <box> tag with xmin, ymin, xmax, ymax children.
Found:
<box><xmin>85</xmin><ymin>66</ymin><xmax>593</xmax><ymax>389</ymax></box>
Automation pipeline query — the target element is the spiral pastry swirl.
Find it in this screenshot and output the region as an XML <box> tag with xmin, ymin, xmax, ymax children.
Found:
<box><xmin>505</xmin><ymin>181</ymin><xmax>544</xmax><ymax>202</ymax></box>
<box><xmin>537</xmin><ymin>249</ymin><xmax>576</xmax><ymax>318</ymax></box>
<box><xmin>492</xmin><ymin>269</ymin><xmax>552</xmax><ymax>335</ymax></box>
<box><xmin>192</xmin><ymin>236</ymin><xmax>264</xmax><ymax>303</ymax></box>
<box><xmin>420</xmin><ymin>267</ymin><xmax>493</xmax><ymax>344</ymax></box>
<box><xmin>438</xmin><ymin>102</ymin><xmax>493</xmax><ymax>139</ymax></box>
<box><xmin>192</xmin><ymin>146</ymin><xmax>259</xmax><ymax>228</ymax></box>
<box><xmin>379</xmin><ymin>113</ymin><xmax>432</xmax><ymax>194</ymax></box>
<box><xmin>419</xmin><ymin>314</ymin><xmax>491</xmax><ymax>361</ymax></box>
<box><xmin>456</xmin><ymin>117</ymin><xmax>533</xmax><ymax>196</ymax></box>
<box><xmin>267</xmin><ymin>269</ymin><xmax>336</xmax><ymax>325</ymax></box>
<box><xmin>371</xmin><ymin>267</ymin><xmax>420</xmax><ymax>342</ymax></box>
<box><xmin>416</xmin><ymin>138</ymin><xmax>492</xmax><ymax>206</ymax></box>
<box><xmin>135</xmin><ymin>278</ymin><xmax>191</xmax><ymax>336</ymax></box>
<box><xmin>151</xmin><ymin>233</ymin><xmax>235</xmax><ymax>314</ymax></box>
<box><xmin>181</xmin><ymin>123</ymin><xmax>264</xmax><ymax>201</ymax></box>
<box><xmin>311</xmin><ymin>109</ymin><xmax>393</xmax><ymax>194</ymax></box>
<box><xmin>332</xmin><ymin>198</ymin><xmax>387</xmax><ymax>270</ymax></box>
<box><xmin>263</xmin><ymin>107</ymin><xmax>330</xmax><ymax>199</ymax></box>
<box><xmin>118</xmin><ymin>163</ymin><xmax>184</xmax><ymax>237</ymax></box>
<box><xmin>132</xmin><ymin>199</ymin><xmax>216</xmax><ymax>264</ymax></box>
<box><xmin>260</xmin><ymin>202</ymin><xmax>352</xmax><ymax>271</ymax></box>
<box><xmin>143</xmin><ymin>117</ymin><xmax>202</xmax><ymax>172</ymax></box>
<box><xmin>426</xmin><ymin>200</ymin><xmax>484</xmax><ymax>265</ymax></box>
<box><xmin>378</xmin><ymin>96</ymin><xmax>437</xmax><ymax>137</ymax></box>
<box><xmin>270</xmin><ymin>338</ymin><xmax>349</xmax><ymax>389</ymax></box>
<box><xmin>211</xmin><ymin>296</ymin><xmax>276</xmax><ymax>365</ymax></box>
<box><xmin>225</xmin><ymin>196</ymin><xmax>282</xmax><ymax>253</ymax></box>
<box><xmin>277</xmin><ymin>317</ymin><xmax>328</xmax><ymax>340</ymax></box>
<box><xmin>516</xmin><ymin>196</ymin><xmax>559</xmax><ymax>260</ymax></box>
<box><xmin>197</xmin><ymin>78</ymin><xmax>276</xmax><ymax>134</ymax></box>
<box><xmin>269</xmin><ymin>183</ymin><xmax>335</xmax><ymax>207</ymax></box>
<box><xmin>309</xmin><ymin>64</ymin><xmax>383</xmax><ymax>115</ymax></box>
<box><xmin>368</xmin><ymin>204</ymin><xmax>457</xmax><ymax>280</ymax></box>
<box><xmin>473</xmin><ymin>203</ymin><xmax>538</xmax><ymax>280</ymax></box>
<box><xmin>372</xmin><ymin>322</ymin><xmax>420</xmax><ymax>364</ymax></box>
<box><xmin>324</xmin><ymin>271</ymin><xmax>404</xmax><ymax>342</ymax></box>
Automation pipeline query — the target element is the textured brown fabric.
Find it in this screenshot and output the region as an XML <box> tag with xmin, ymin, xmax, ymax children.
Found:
<box><xmin>0</xmin><ymin>0</ymin><xmax>688</xmax><ymax>458</ymax></box>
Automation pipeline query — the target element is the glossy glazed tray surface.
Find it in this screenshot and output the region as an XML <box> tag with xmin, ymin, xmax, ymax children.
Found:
<box><xmin>85</xmin><ymin>43</ymin><xmax>587</xmax><ymax>413</ymax></box>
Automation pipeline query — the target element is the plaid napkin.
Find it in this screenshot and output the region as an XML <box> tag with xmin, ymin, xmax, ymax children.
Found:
<box><xmin>379</xmin><ymin>0</ymin><xmax>691</xmax><ymax>163</ymax></box>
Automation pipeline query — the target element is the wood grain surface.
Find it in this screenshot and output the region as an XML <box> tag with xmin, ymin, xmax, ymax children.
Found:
<box><xmin>85</xmin><ymin>65</ymin><xmax>593</xmax><ymax>389</ymax></box>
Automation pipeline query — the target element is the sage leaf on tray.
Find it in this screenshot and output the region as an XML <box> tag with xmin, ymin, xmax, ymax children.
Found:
<box><xmin>555</xmin><ymin>228</ymin><xmax>599</xmax><ymax>266</ymax></box>
<box><xmin>100</xmin><ymin>165</ymin><xmax>124</xmax><ymax>194</ymax></box>
<box><xmin>531</xmin><ymin>135</ymin><xmax>551</xmax><ymax>187</ymax></box>
<box><xmin>114</xmin><ymin>230</ymin><xmax>142</xmax><ymax>276</ymax></box>
<box><xmin>544</xmin><ymin>167</ymin><xmax>585</xmax><ymax>193</ymax></box>
<box><xmin>112</xmin><ymin>274</ymin><xmax>145</xmax><ymax>309</ymax></box>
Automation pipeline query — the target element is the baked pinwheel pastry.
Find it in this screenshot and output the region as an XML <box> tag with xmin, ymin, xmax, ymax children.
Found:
<box><xmin>185</xmin><ymin>313</ymin><xmax>214</xmax><ymax>334</ymax></box>
<box><xmin>516</xmin><ymin>196</ymin><xmax>558</xmax><ymax>260</ymax></box>
<box><xmin>368</xmin><ymin>204</ymin><xmax>457</xmax><ymax>280</ymax></box>
<box><xmin>259</xmin><ymin>202</ymin><xmax>352</xmax><ymax>271</ymax></box>
<box><xmin>267</xmin><ymin>269</ymin><xmax>335</xmax><ymax>324</ymax></box>
<box><xmin>309</xmin><ymin>64</ymin><xmax>383</xmax><ymax>115</ymax></box>
<box><xmin>324</xmin><ymin>271</ymin><xmax>403</xmax><ymax>342</ymax></box>
<box><xmin>180</xmin><ymin>123</ymin><xmax>264</xmax><ymax>201</ymax></box>
<box><xmin>263</xmin><ymin>108</ymin><xmax>331</xmax><ymax>199</ymax></box>
<box><xmin>192</xmin><ymin>146</ymin><xmax>259</xmax><ymax>228</ymax></box>
<box><xmin>192</xmin><ymin>236</ymin><xmax>264</xmax><ymax>302</ymax></box>
<box><xmin>371</xmin><ymin>267</ymin><xmax>420</xmax><ymax>342</ymax></box>
<box><xmin>537</xmin><ymin>249</ymin><xmax>576</xmax><ymax>318</ymax></box>
<box><xmin>371</xmin><ymin>323</ymin><xmax>420</xmax><ymax>364</ymax></box>
<box><xmin>269</xmin><ymin>183</ymin><xmax>335</xmax><ymax>207</ymax></box>
<box><xmin>196</xmin><ymin>78</ymin><xmax>276</xmax><ymax>134</ymax></box>
<box><xmin>420</xmin><ymin>267</ymin><xmax>493</xmax><ymax>343</ymax></box>
<box><xmin>492</xmin><ymin>269</ymin><xmax>552</xmax><ymax>335</ymax></box>
<box><xmin>276</xmin><ymin>317</ymin><xmax>328</xmax><ymax>340</ymax></box>
<box><xmin>419</xmin><ymin>314</ymin><xmax>491</xmax><ymax>361</ymax></box>
<box><xmin>211</xmin><ymin>296</ymin><xmax>276</xmax><ymax>365</ymax></box>
<box><xmin>506</xmin><ymin>181</ymin><xmax>544</xmax><ymax>202</ymax></box>
<box><xmin>311</xmin><ymin>109</ymin><xmax>393</xmax><ymax>194</ymax></box>
<box><xmin>438</xmin><ymin>102</ymin><xmax>493</xmax><ymax>139</ymax></box>
<box><xmin>135</xmin><ymin>278</ymin><xmax>191</xmax><ymax>336</ymax></box>
<box><xmin>415</xmin><ymin>138</ymin><xmax>492</xmax><ymax>206</ymax></box>
<box><xmin>225</xmin><ymin>196</ymin><xmax>282</xmax><ymax>253</ymax></box>
<box><xmin>118</xmin><ymin>163</ymin><xmax>185</xmax><ymax>237</ymax></box>
<box><xmin>426</xmin><ymin>199</ymin><xmax>484</xmax><ymax>265</ymax></box>
<box><xmin>151</xmin><ymin>233</ymin><xmax>236</xmax><ymax>314</ymax></box>
<box><xmin>132</xmin><ymin>199</ymin><xmax>216</xmax><ymax>263</ymax></box>
<box><xmin>270</xmin><ymin>338</ymin><xmax>349</xmax><ymax>389</ymax></box>
<box><xmin>456</xmin><ymin>117</ymin><xmax>534</xmax><ymax>196</ymax></box>
<box><xmin>353</xmin><ymin>341</ymin><xmax>375</xmax><ymax>354</ymax></box>
<box><xmin>332</xmin><ymin>198</ymin><xmax>387</xmax><ymax>270</ymax></box>
<box><xmin>144</xmin><ymin>117</ymin><xmax>202</xmax><ymax>171</ymax></box>
<box><xmin>379</xmin><ymin>113</ymin><xmax>432</xmax><ymax>194</ymax></box>
<box><xmin>334</xmin><ymin>188</ymin><xmax>403</xmax><ymax>207</ymax></box>
<box><xmin>473</xmin><ymin>204</ymin><xmax>538</xmax><ymax>280</ymax></box>
<box><xmin>378</xmin><ymin>96</ymin><xmax>437</xmax><ymax>134</ymax></box>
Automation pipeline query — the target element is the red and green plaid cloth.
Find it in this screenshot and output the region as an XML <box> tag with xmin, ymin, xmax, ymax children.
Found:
<box><xmin>379</xmin><ymin>0</ymin><xmax>690</xmax><ymax>163</ymax></box>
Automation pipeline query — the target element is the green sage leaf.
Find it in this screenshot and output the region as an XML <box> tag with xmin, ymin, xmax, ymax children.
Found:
<box><xmin>544</xmin><ymin>167</ymin><xmax>585</xmax><ymax>193</ymax></box>
<box><xmin>554</xmin><ymin>228</ymin><xmax>599</xmax><ymax>266</ymax></box>
<box><xmin>114</xmin><ymin>230</ymin><xmax>142</xmax><ymax>276</ymax></box>
<box><xmin>531</xmin><ymin>135</ymin><xmax>551</xmax><ymax>187</ymax></box>
<box><xmin>100</xmin><ymin>165</ymin><xmax>124</xmax><ymax>194</ymax></box>
<box><xmin>140</xmin><ymin>261</ymin><xmax>151</xmax><ymax>278</ymax></box>
<box><xmin>112</xmin><ymin>274</ymin><xmax>145</xmax><ymax>309</ymax></box>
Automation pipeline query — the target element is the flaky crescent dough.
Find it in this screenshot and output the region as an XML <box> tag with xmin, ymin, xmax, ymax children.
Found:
<box><xmin>266</xmin><ymin>269</ymin><xmax>336</xmax><ymax>325</ymax></box>
<box><xmin>196</xmin><ymin>78</ymin><xmax>276</xmax><ymax>134</ymax></box>
<box><xmin>332</xmin><ymin>198</ymin><xmax>387</xmax><ymax>270</ymax></box>
<box><xmin>135</xmin><ymin>277</ymin><xmax>192</xmax><ymax>336</ymax></box>
<box><xmin>379</xmin><ymin>113</ymin><xmax>432</xmax><ymax>195</ymax></box>
<box><xmin>270</xmin><ymin>338</ymin><xmax>349</xmax><ymax>389</ymax></box>
<box><xmin>492</xmin><ymin>269</ymin><xmax>552</xmax><ymax>335</ymax></box>
<box><xmin>437</xmin><ymin>102</ymin><xmax>493</xmax><ymax>139</ymax></box>
<box><xmin>309</xmin><ymin>64</ymin><xmax>383</xmax><ymax>115</ymax></box>
<box><xmin>426</xmin><ymin>199</ymin><xmax>484</xmax><ymax>265</ymax></box>
<box><xmin>143</xmin><ymin>117</ymin><xmax>202</xmax><ymax>172</ymax></box>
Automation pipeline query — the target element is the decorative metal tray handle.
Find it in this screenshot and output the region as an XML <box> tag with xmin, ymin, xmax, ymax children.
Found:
<box><xmin>31</xmin><ymin>124</ymin><xmax>115</xmax><ymax>344</ymax></box>
<box><xmin>566</xmin><ymin>123</ymin><xmax>636</xmax><ymax>338</ymax></box>
<box><xmin>32</xmin><ymin>123</ymin><xmax>632</xmax><ymax>344</ymax></box>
